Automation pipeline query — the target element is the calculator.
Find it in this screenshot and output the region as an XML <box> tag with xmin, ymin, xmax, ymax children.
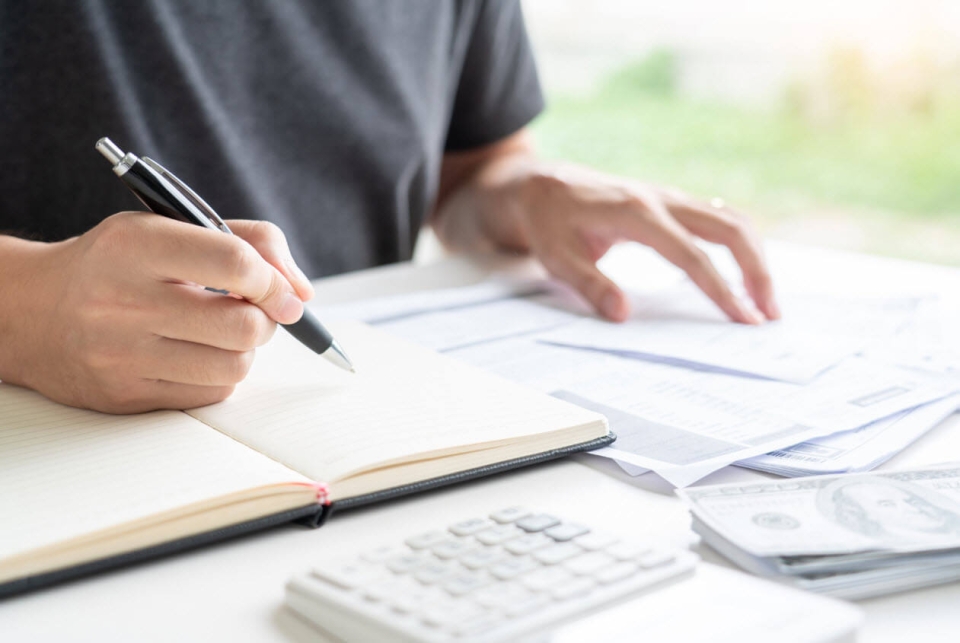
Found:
<box><xmin>285</xmin><ymin>507</ymin><xmax>698</xmax><ymax>642</ymax></box>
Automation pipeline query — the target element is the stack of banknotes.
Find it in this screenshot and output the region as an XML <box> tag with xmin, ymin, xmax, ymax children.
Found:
<box><xmin>679</xmin><ymin>465</ymin><xmax>960</xmax><ymax>599</ymax></box>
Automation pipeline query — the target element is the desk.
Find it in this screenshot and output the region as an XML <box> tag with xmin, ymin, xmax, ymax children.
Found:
<box><xmin>2</xmin><ymin>241</ymin><xmax>959</xmax><ymax>642</ymax></box>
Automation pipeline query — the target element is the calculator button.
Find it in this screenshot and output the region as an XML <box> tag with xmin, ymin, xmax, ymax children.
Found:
<box><xmin>475</xmin><ymin>524</ymin><xmax>524</xmax><ymax>545</ymax></box>
<box><xmin>533</xmin><ymin>542</ymin><xmax>582</xmax><ymax>565</ymax></box>
<box><xmin>503</xmin><ymin>533</ymin><xmax>552</xmax><ymax>555</ymax></box>
<box><xmin>453</xmin><ymin>612</ymin><xmax>503</xmax><ymax>637</ymax></box>
<box><xmin>564</xmin><ymin>551</ymin><xmax>616</xmax><ymax>576</ymax></box>
<box><xmin>606</xmin><ymin>542</ymin><xmax>652</xmax><ymax>561</ymax></box>
<box><xmin>449</xmin><ymin>518</ymin><xmax>495</xmax><ymax>536</ymax></box>
<box><xmin>311</xmin><ymin>561</ymin><xmax>383</xmax><ymax>589</ymax></box>
<box><xmin>431</xmin><ymin>538</ymin><xmax>481</xmax><ymax>560</ymax></box>
<box><xmin>504</xmin><ymin>594</ymin><xmax>551</xmax><ymax>618</ymax></box>
<box><xmin>520</xmin><ymin>566</ymin><xmax>573</xmax><ymax>591</ymax></box>
<box><xmin>516</xmin><ymin>514</ymin><xmax>561</xmax><ymax>532</ymax></box>
<box><xmin>390</xmin><ymin>586</ymin><xmax>446</xmax><ymax>614</ymax></box>
<box><xmin>638</xmin><ymin>550</ymin><xmax>677</xmax><ymax>570</ymax></box>
<box><xmin>363</xmin><ymin>576</ymin><xmax>417</xmax><ymax>602</ymax></box>
<box><xmin>489</xmin><ymin>506</ymin><xmax>531</xmax><ymax>523</ymax></box>
<box><xmin>489</xmin><ymin>556</ymin><xmax>539</xmax><ymax>580</ymax></box>
<box><xmin>551</xmin><ymin>577</ymin><xmax>596</xmax><ymax>601</ymax></box>
<box><xmin>405</xmin><ymin>531</ymin><xmax>448</xmax><ymax>550</ymax></box>
<box><xmin>573</xmin><ymin>532</ymin><xmax>618</xmax><ymax>551</ymax></box>
<box><xmin>594</xmin><ymin>561</ymin><xmax>638</xmax><ymax>585</ymax></box>
<box><xmin>386</xmin><ymin>552</ymin><xmax>432</xmax><ymax>574</ymax></box>
<box><xmin>443</xmin><ymin>570</ymin><xmax>494</xmax><ymax>596</ymax></box>
<box><xmin>545</xmin><ymin>523</ymin><xmax>590</xmax><ymax>542</ymax></box>
<box><xmin>420</xmin><ymin>599</ymin><xmax>485</xmax><ymax>628</ymax></box>
<box><xmin>415</xmin><ymin>561</ymin><xmax>459</xmax><ymax>585</ymax></box>
<box><xmin>472</xmin><ymin>582</ymin><xmax>534</xmax><ymax>609</ymax></box>
<box><xmin>459</xmin><ymin>547</ymin><xmax>508</xmax><ymax>570</ymax></box>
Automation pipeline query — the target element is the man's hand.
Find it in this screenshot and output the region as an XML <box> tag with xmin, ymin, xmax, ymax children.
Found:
<box><xmin>432</xmin><ymin>130</ymin><xmax>779</xmax><ymax>324</ymax></box>
<box><xmin>0</xmin><ymin>213</ymin><xmax>313</xmax><ymax>413</ymax></box>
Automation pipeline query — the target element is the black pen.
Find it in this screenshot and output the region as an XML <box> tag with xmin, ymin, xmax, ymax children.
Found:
<box><xmin>95</xmin><ymin>137</ymin><xmax>355</xmax><ymax>373</ymax></box>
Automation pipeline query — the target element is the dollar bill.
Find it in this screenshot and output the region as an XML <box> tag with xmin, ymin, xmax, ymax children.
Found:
<box><xmin>679</xmin><ymin>465</ymin><xmax>960</xmax><ymax>557</ymax></box>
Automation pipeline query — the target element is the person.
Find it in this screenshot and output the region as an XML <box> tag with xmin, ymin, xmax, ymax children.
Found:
<box><xmin>0</xmin><ymin>1</ymin><xmax>779</xmax><ymax>414</ymax></box>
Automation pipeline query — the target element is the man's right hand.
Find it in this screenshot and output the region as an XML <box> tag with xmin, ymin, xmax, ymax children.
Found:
<box><xmin>0</xmin><ymin>212</ymin><xmax>314</xmax><ymax>413</ymax></box>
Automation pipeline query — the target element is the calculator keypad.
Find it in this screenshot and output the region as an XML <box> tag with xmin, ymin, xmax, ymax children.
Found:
<box><xmin>288</xmin><ymin>508</ymin><xmax>697</xmax><ymax>642</ymax></box>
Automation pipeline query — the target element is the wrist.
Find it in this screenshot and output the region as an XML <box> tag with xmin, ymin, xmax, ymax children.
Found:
<box><xmin>0</xmin><ymin>236</ymin><xmax>69</xmax><ymax>386</ymax></box>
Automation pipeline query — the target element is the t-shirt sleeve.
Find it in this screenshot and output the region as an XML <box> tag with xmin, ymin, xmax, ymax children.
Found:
<box><xmin>444</xmin><ymin>0</ymin><xmax>545</xmax><ymax>151</ymax></box>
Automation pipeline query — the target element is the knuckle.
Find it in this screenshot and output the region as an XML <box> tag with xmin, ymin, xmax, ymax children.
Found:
<box><xmin>234</xmin><ymin>305</ymin><xmax>269</xmax><ymax>349</ymax></box>
<box><xmin>247</xmin><ymin>220</ymin><xmax>284</xmax><ymax>246</ymax></box>
<box><xmin>223</xmin><ymin>240</ymin><xmax>259</xmax><ymax>281</ymax></box>
<box><xmin>225</xmin><ymin>351</ymin><xmax>256</xmax><ymax>383</ymax></box>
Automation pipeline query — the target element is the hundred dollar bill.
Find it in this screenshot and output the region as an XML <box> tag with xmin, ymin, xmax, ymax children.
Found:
<box><xmin>678</xmin><ymin>465</ymin><xmax>960</xmax><ymax>557</ymax></box>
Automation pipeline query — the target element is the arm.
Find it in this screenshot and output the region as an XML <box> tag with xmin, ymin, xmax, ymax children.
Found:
<box><xmin>0</xmin><ymin>215</ymin><xmax>313</xmax><ymax>413</ymax></box>
<box><xmin>430</xmin><ymin>128</ymin><xmax>780</xmax><ymax>323</ymax></box>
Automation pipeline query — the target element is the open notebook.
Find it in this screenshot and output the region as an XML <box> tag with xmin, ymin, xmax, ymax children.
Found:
<box><xmin>0</xmin><ymin>322</ymin><xmax>610</xmax><ymax>597</ymax></box>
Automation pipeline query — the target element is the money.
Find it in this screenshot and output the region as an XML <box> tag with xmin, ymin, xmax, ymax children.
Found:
<box><xmin>680</xmin><ymin>465</ymin><xmax>960</xmax><ymax>557</ymax></box>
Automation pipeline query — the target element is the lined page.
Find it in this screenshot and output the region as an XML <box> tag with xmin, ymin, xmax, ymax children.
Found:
<box><xmin>188</xmin><ymin>322</ymin><xmax>605</xmax><ymax>485</ymax></box>
<box><xmin>0</xmin><ymin>385</ymin><xmax>311</xmax><ymax>560</ymax></box>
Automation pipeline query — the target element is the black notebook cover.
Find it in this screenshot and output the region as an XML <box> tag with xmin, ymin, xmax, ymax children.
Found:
<box><xmin>0</xmin><ymin>432</ymin><xmax>614</xmax><ymax>599</ymax></box>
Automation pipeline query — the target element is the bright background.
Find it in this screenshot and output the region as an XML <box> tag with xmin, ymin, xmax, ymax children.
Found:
<box><xmin>523</xmin><ymin>0</ymin><xmax>960</xmax><ymax>265</ymax></box>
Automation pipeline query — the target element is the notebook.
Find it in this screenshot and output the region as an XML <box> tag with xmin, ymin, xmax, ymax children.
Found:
<box><xmin>0</xmin><ymin>321</ymin><xmax>611</xmax><ymax>597</ymax></box>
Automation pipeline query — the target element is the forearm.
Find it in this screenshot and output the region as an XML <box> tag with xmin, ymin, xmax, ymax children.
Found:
<box><xmin>430</xmin><ymin>133</ymin><xmax>540</xmax><ymax>255</ymax></box>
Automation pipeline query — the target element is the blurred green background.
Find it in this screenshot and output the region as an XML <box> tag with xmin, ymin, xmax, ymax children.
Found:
<box><xmin>531</xmin><ymin>48</ymin><xmax>960</xmax><ymax>265</ymax></box>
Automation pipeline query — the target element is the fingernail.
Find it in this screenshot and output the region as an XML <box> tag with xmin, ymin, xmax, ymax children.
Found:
<box><xmin>768</xmin><ymin>300</ymin><xmax>782</xmax><ymax>319</ymax></box>
<box><xmin>601</xmin><ymin>291</ymin><xmax>624</xmax><ymax>321</ymax></box>
<box><xmin>279</xmin><ymin>293</ymin><xmax>304</xmax><ymax>323</ymax></box>
<box><xmin>285</xmin><ymin>258</ymin><xmax>313</xmax><ymax>292</ymax></box>
<box><xmin>743</xmin><ymin>305</ymin><xmax>765</xmax><ymax>325</ymax></box>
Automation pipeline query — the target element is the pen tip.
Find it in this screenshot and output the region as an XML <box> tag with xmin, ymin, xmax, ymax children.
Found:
<box><xmin>323</xmin><ymin>341</ymin><xmax>356</xmax><ymax>373</ymax></box>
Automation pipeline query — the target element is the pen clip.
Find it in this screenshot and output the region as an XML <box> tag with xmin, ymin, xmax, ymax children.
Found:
<box><xmin>141</xmin><ymin>158</ymin><xmax>233</xmax><ymax>235</ymax></box>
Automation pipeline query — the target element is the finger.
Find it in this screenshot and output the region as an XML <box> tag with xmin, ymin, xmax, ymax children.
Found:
<box><xmin>136</xmin><ymin>381</ymin><xmax>236</xmax><ymax>412</ymax></box>
<box><xmin>228</xmin><ymin>220</ymin><xmax>315</xmax><ymax>301</ymax></box>
<box><xmin>664</xmin><ymin>196</ymin><xmax>780</xmax><ymax>320</ymax></box>
<box><xmin>617</xmin><ymin>199</ymin><xmax>763</xmax><ymax>324</ymax></box>
<box><xmin>141</xmin><ymin>337</ymin><xmax>256</xmax><ymax>387</ymax></box>
<box><xmin>540</xmin><ymin>246</ymin><xmax>629</xmax><ymax>322</ymax></box>
<box><xmin>139</xmin><ymin>217</ymin><xmax>304</xmax><ymax>324</ymax></box>
<box><xmin>150</xmin><ymin>283</ymin><xmax>277</xmax><ymax>351</ymax></box>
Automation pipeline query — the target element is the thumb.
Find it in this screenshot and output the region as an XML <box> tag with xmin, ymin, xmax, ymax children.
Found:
<box><xmin>227</xmin><ymin>220</ymin><xmax>315</xmax><ymax>302</ymax></box>
<box><xmin>543</xmin><ymin>251</ymin><xmax>629</xmax><ymax>322</ymax></box>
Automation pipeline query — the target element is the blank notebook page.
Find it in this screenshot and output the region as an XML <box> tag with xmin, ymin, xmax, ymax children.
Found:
<box><xmin>188</xmin><ymin>321</ymin><xmax>603</xmax><ymax>485</ymax></box>
<box><xmin>0</xmin><ymin>385</ymin><xmax>310</xmax><ymax>560</ymax></box>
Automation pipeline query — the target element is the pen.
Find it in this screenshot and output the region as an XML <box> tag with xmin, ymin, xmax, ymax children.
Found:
<box><xmin>94</xmin><ymin>137</ymin><xmax>355</xmax><ymax>373</ymax></box>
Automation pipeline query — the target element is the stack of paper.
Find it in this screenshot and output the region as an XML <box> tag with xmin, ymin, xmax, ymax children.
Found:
<box><xmin>324</xmin><ymin>278</ymin><xmax>960</xmax><ymax>488</ymax></box>
<box><xmin>679</xmin><ymin>466</ymin><xmax>960</xmax><ymax>599</ymax></box>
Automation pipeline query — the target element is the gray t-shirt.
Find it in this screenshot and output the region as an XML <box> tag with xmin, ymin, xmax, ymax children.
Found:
<box><xmin>0</xmin><ymin>0</ymin><xmax>543</xmax><ymax>277</ymax></box>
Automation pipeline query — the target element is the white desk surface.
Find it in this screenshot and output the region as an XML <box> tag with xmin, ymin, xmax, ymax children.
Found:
<box><xmin>3</xmin><ymin>241</ymin><xmax>959</xmax><ymax>642</ymax></box>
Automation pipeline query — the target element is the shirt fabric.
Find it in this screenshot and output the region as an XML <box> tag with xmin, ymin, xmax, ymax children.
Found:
<box><xmin>0</xmin><ymin>0</ymin><xmax>543</xmax><ymax>277</ymax></box>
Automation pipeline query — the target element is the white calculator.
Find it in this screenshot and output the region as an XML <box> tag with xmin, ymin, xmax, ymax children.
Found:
<box><xmin>285</xmin><ymin>507</ymin><xmax>698</xmax><ymax>642</ymax></box>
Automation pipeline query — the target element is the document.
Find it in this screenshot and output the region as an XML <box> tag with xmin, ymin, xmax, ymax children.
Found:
<box><xmin>739</xmin><ymin>394</ymin><xmax>960</xmax><ymax>477</ymax></box>
<box><xmin>450</xmin><ymin>338</ymin><xmax>955</xmax><ymax>487</ymax></box>
<box><xmin>537</xmin><ymin>287</ymin><xmax>919</xmax><ymax>383</ymax></box>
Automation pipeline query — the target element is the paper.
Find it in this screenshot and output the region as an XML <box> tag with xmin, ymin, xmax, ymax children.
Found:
<box><xmin>320</xmin><ymin>279</ymin><xmax>548</xmax><ymax>324</ymax></box>
<box><xmin>451</xmin><ymin>338</ymin><xmax>956</xmax><ymax>487</ymax></box>
<box><xmin>0</xmin><ymin>385</ymin><xmax>310</xmax><ymax>563</ymax></box>
<box><xmin>189</xmin><ymin>322</ymin><xmax>605</xmax><ymax>499</ymax></box>
<box><xmin>739</xmin><ymin>395</ymin><xmax>960</xmax><ymax>477</ymax></box>
<box><xmin>680</xmin><ymin>465</ymin><xmax>960</xmax><ymax>557</ymax></box>
<box><xmin>863</xmin><ymin>296</ymin><xmax>960</xmax><ymax>379</ymax></box>
<box><xmin>537</xmin><ymin>287</ymin><xmax>919</xmax><ymax>383</ymax></box>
